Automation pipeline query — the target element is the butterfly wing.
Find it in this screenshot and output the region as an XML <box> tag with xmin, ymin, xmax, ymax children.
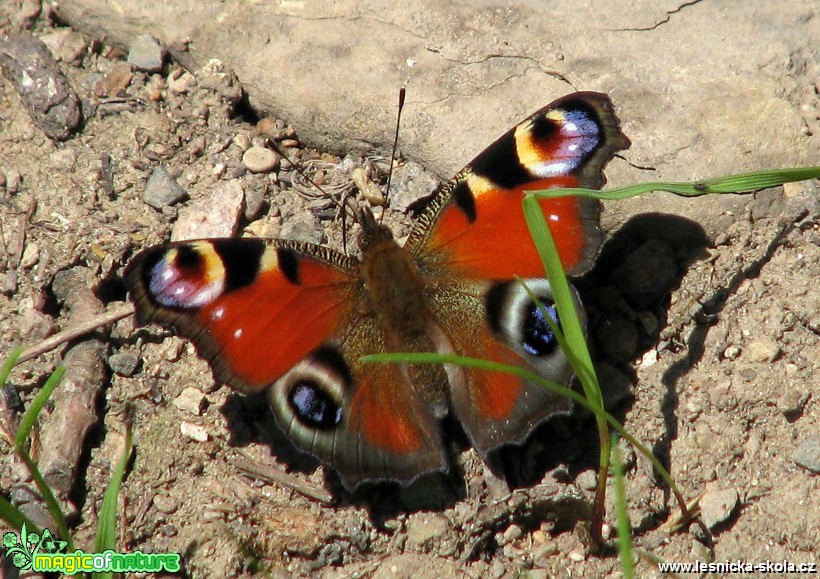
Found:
<box><xmin>427</xmin><ymin>277</ymin><xmax>585</xmax><ymax>457</ymax></box>
<box><xmin>406</xmin><ymin>91</ymin><xmax>630</xmax><ymax>278</ymax></box>
<box><xmin>408</xmin><ymin>92</ymin><xmax>629</xmax><ymax>456</ymax></box>
<box><xmin>125</xmin><ymin>238</ymin><xmax>447</xmax><ymax>488</ymax></box>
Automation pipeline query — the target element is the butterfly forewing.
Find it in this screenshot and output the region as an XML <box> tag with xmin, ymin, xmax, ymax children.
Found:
<box><xmin>407</xmin><ymin>91</ymin><xmax>630</xmax><ymax>279</ymax></box>
<box><xmin>125</xmin><ymin>239</ymin><xmax>361</xmax><ymax>392</ymax></box>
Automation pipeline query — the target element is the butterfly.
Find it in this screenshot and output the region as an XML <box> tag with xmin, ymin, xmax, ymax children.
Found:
<box><xmin>124</xmin><ymin>92</ymin><xmax>630</xmax><ymax>490</ymax></box>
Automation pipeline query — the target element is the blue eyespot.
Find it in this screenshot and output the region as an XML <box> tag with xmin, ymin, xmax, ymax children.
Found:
<box><xmin>289</xmin><ymin>382</ymin><xmax>342</xmax><ymax>429</ymax></box>
<box><xmin>523</xmin><ymin>302</ymin><xmax>560</xmax><ymax>356</ymax></box>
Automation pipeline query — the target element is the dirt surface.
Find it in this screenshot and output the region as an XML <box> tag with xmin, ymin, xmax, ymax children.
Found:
<box><xmin>1</xmin><ymin>4</ymin><xmax>818</xmax><ymax>579</ymax></box>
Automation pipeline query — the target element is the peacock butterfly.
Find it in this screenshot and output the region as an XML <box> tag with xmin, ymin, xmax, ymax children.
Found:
<box><xmin>124</xmin><ymin>92</ymin><xmax>630</xmax><ymax>490</ymax></box>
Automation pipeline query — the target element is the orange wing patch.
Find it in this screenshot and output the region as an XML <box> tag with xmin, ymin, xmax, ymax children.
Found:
<box><xmin>426</xmin><ymin>177</ymin><xmax>592</xmax><ymax>279</ymax></box>
<box><xmin>199</xmin><ymin>260</ymin><xmax>354</xmax><ymax>387</ymax></box>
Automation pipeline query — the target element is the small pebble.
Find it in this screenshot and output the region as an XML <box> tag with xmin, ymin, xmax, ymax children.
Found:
<box><xmin>640</xmin><ymin>348</ymin><xmax>658</xmax><ymax>368</ymax></box>
<box><xmin>173</xmin><ymin>386</ymin><xmax>207</xmax><ymax>416</ymax></box>
<box><xmin>172</xmin><ymin>179</ymin><xmax>244</xmax><ymax>241</ymax></box>
<box><xmin>568</xmin><ymin>550</ymin><xmax>586</xmax><ymax>562</ymax></box>
<box><xmin>243</xmin><ymin>180</ymin><xmax>267</xmax><ymax>221</ymax></box>
<box><xmin>351</xmin><ymin>166</ymin><xmax>384</xmax><ymax>205</ymax></box>
<box><xmin>143</xmin><ymin>166</ymin><xmax>188</xmax><ymax>208</ymax></box>
<box><xmin>699</xmin><ymin>487</ymin><xmax>739</xmax><ymax>530</ymax></box>
<box><xmin>49</xmin><ymin>148</ymin><xmax>79</xmax><ymax>171</ymax></box>
<box><xmin>152</xmin><ymin>494</ymin><xmax>178</xmax><ymax>514</ymax></box>
<box><xmin>777</xmin><ymin>388</ymin><xmax>810</xmax><ymax>420</ymax></box>
<box><xmin>6</xmin><ymin>169</ymin><xmax>22</xmax><ymax>193</ymax></box>
<box><xmin>180</xmin><ymin>421</ymin><xmax>209</xmax><ymax>442</ymax></box>
<box><xmin>792</xmin><ymin>437</ymin><xmax>820</xmax><ymax>473</ymax></box>
<box><xmin>20</xmin><ymin>242</ymin><xmax>40</xmax><ymax>269</ymax></box>
<box><xmin>242</xmin><ymin>146</ymin><xmax>279</xmax><ymax>173</ymax></box>
<box><xmin>500</xmin><ymin>524</ymin><xmax>523</xmax><ymax>546</ymax></box>
<box><xmin>94</xmin><ymin>61</ymin><xmax>134</xmax><ymax>98</ymax></box>
<box><xmin>280</xmin><ymin>213</ymin><xmax>323</xmax><ymax>245</ymax></box>
<box><xmin>722</xmin><ymin>345</ymin><xmax>741</xmax><ymax>360</ymax></box>
<box><xmin>387</xmin><ymin>160</ymin><xmax>441</xmax><ymax>212</ymax></box>
<box><xmin>167</xmin><ymin>69</ymin><xmax>195</xmax><ymax>94</ymax></box>
<box><xmin>232</xmin><ymin>133</ymin><xmax>251</xmax><ymax>150</ymax></box>
<box><xmin>128</xmin><ymin>33</ymin><xmax>166</xmax><ymax>73</ymax></box>
<box><xmin>745</xmin><ymin>338</ymin><xmax>780</xmax><ymax>362</ymax></box>
<box><xmin>108</xmin><ymin>351</ymin><xmax>140</xmax><ymax>376</ymax></box>
<box><xmin>19</xmin><ymin>308</ymin><xmax>57</xmax><ymax>341</ymax></box>
<box><xmin>575</xmin><ymin>469</ymin><xmax>598</xmax><ymax>491</ymax></box>
<box><xmin>532</xmin><ymin>539</ymin><xmax>559</xmax><ymax>560</ymax></box>
<box><xmin>41</xmin><ymin>29</ymin><xmax>88</xmax><ymax>64</ymax></box>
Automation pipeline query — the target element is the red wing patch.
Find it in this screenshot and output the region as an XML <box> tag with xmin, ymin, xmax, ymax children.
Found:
<box><xmin>198</xmin><ymin>259</ymin><xmax>356</xmax><ymax>386</ymax></box>
<box><xmin>424</xmin><ymin>177</ymin><xmax>595</xmax><ymax>279</ymax></box>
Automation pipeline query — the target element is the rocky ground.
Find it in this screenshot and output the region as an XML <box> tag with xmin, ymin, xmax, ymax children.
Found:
<box><xmin>1</xmin><ymin>2</ymin><xmax>818</xmax><ymax>578</ymax></box>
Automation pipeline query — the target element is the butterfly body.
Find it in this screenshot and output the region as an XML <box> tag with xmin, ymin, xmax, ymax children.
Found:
<box><xmin>125</xmin><ymin>92</ymin><xmax>630</xmax><ymax>489</ymax></box>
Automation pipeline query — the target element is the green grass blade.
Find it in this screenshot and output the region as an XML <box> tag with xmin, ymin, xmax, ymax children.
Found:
<box><xmin>612</xmin><ymin>437</ymin><xmax>634</xmax><ymax>578</ymax></box>
<box><xmin>94</xmin><ymin>418</ymin><xmax>134</xmax><ymax>578</ymax></box>
<box><xmin>14</xmin><ymin>367</ymin><xmax>65</xmax><ymax>449</ymax></box>
<box><xmin>532</xmin><ymin>166</ymin><xmax>820</xmax><ymax>200</ymax></box>
<box><xmin>0</xmin><ymin>346</ymin><xmax>42</xmax><ymax>534</ymax></box>
<box><xmin>522</xmin><ymin>194</ymin><xmax>611</xmax><ymax>542</ymax></box>
<box><xmin>12</xmin><ymin>365</ymin><xmax>73</xmax><ymax>550</ymax></box>
<box><xmin>521</xmin><ymin>196</ymin><xmax>603</xmax><ymax>409</ymax></box>
<box><xmin>0</xmin><ymin>345</ymin><xmax>25</xmax><ymax>387</ymax></box>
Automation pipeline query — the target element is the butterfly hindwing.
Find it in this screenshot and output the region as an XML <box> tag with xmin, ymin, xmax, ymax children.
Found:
<box><xmin>425</xmin><ymin>277</ymin><xmax>584</xmax><ymax>456</ymax></box>
<box><xmin>267</xmin><ymin>337</ymin><xmax>448</xmax><ymax>488</ymax></box>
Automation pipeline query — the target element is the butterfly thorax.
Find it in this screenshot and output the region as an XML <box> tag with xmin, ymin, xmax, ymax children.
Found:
<box><xmin>358</xmin><ymin>225</ymin><xmax>433</xmax><ymax>345</ymax></box>
<box><xmin>358</xmin><ymin>222</ymin><xmax>452</xmax><ymax>414</ymax></box>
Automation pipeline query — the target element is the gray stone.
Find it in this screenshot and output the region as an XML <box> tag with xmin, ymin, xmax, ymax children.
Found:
<box><xmin>0</xmin><ymin>33</ymin><xmax>82</xmax><ymax>141</ymax></box>
<box><xmin>405</xmin><ymin>513</ymin><xmax>449</xmax><ymax>549</ymax></box>
<box><xmin>745</xmin><ymin>338</ymin><xmax>780</xmax><ymax>363</ymax></box>
<box><xmin>279</xmin><ymin>213</ymin><xmax>323</xmax><ymax>245</ymax></box>
<box><xmin>172</xmin><ymin>386</ymin><xmax>207</xmax><ymax>416</ymax></box>
<box><xmin>793</xmin><ymin>437</ymin><xmax>820</xmax><ymax>473</ymax></box>
<box><xmin>388</xmin><ymin>160</ymin><xmax>441</xmax><ymax>212</ymax></box>
<box><xmin>128</xmin><ymin>33</ymin><xmax>166</xmax><ymax>72</ymax></box>
<box><xmin>108</xmin><ymin>351</ymin><xmax>140</xmax><ymax>376</ymax></box>
<box><xmin>143</xmin><ymin>166</ymin><xmax>188</xmax><ymax>208</ymax></box>
<box><xmin>180</xmin><ymin>421</ymin><xmax>208</xmax><ymax>442</ymax></box>
<box><xmin>241</xmin><ymin>146</ymin><xmax>279</xmax><ymax>173</ymax></box>
<box><xmin>699</xmin><ymin>488</ymin><xmax>740</xmax><ymax>530</ymax></box>
<box><xmin>575</xmin><ymin>469</ymin><xmax>598</xmax><ymax>491</ymax></box>
<box><xmin>41</xmin><ymin>29</ymin><xmax>89</xmax><ymax>64</ymax></box>
<box><xmin>171</xmin><ymin>179</ymin><xmax>244</xmax><ymax>240</ymax></box>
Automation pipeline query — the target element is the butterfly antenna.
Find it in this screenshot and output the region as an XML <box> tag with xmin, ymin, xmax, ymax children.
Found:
<box><xmin>265</xmin><ymin>137</ymin><xmax>357</xmax><ymax>251</ymax></box>
<box><xmin>380</xmin><ymin>86</ymin><xmax>406</xmax><ymax>225</ymax></box>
